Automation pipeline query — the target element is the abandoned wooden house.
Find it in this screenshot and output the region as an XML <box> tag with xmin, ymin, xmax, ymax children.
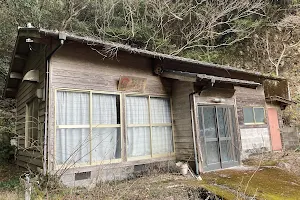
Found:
<box><xmin>3</xmin><ymin>27</ymin><xmax>294</xmax><ymax>186</ymax></box>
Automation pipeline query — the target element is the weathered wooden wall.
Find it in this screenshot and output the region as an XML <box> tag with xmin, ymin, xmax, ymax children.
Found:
<box><xmin>264</xmin><ymin>79</ymin><xmax>290</xmax><ymax>99</ymax></box>
<box><xmin>171</xmin><ymin>80</ymin><xmax>194</xmax><ymax>162</ymax></box>
<box><xmin>194</xmin><ymin>87</ymin><xmax>235</xmax><ymax>105</ymax></box>
<box><xmin>15</xmin><ymin>44</ymin><xmax>45</xmax><ymax>170</ymax></box>
<box><xmin>47</xmin><ymin>43</ymin><xmax>173</xmax><ymax>178</ymax></box>
<box><xmin>235</xmin><ymin>86</ymin><xmax>268</xmax><ymax>128</ymax></box>
<box><xmin>235</xmin><ymin>86</ymin><xmax>271</xmax><ymax>159</ymax></box>
<box><xmin>49</xmin><ymin>44</ymin><xmax>171</xmax><ymax>94</ymax></box>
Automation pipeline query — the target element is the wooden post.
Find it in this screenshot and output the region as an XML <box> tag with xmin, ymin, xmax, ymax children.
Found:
<box><xmin>25</xmin><ymin>174</ymin><xmax>32</xmax><ymax>200</ymax></box>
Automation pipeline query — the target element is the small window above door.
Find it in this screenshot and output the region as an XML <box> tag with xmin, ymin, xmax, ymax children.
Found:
<box><xmin>243</xmin><ymin>107</ymin><xmax>265</xmax><ymax>125</ymax></box>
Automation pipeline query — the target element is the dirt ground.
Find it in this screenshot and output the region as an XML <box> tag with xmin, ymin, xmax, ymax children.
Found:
<box><xmin>1</xmin><ymin>150</ymin><xmax>300</xmax><ymax>199</ymax></box>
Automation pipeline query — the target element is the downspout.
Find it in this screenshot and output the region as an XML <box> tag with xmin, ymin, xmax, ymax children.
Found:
<box><xmin>189</xmin><ymin>91</ymin><xmax>199</xmax><ymax>175</ymax></box>
<box><xmin>43</xmin><ymin>34</ymin><xmax>66</xmax><ymax>176</ymax></box>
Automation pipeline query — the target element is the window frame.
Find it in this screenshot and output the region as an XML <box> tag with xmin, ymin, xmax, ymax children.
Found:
<box><xmin>125</xmin><ymin>94</ymin><xmax>175</xmax><ymax>161</ymax></box>
<box><xmin>54</xmin><ymin>88</ymin><xmax>123</xmax><ymax>168</ymax></box>
<box><xmin>243</xmin><ymin>106</ymin><xmax>265</xmax><ymax>125</ymax></box>
<box><xmin>25</xmin><ymin>97</ymin><xmax>39</xmax><ymax>148</ymax></box>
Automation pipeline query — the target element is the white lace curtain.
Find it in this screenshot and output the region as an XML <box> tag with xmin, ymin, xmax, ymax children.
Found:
<box><xmin>126</xmin><ymin>96</ymin><xmax>151</xmax><ymax>157</ymax></box>
<box><xmin>151</xmin><ymin>98</ymin><xmax>173</xmax><ymax>154</ymax></box>
<box><xmin>56</xmin><ymin>91</ymin><xmax>173</xmax><ymax>164</ymax></box>
<box><xmin>56</xmin><ymin>91</ymin><xmax>120</xmax><ymax>165</ymax></box>
<box><xmin>92</xmin><ymin>94</ymin><xmax>120</xmax><ymax>162</ymax></box>
<box><xmin>126</xmin><ymin>96</ymin><xmax>173</xmax><ymax>158</ymax></box>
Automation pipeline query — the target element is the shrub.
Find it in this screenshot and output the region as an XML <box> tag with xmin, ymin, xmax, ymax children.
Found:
<box><xmin>0</xmin><ymin>140</ymin><xmax>16</xmax><ymax>163</ymax></box>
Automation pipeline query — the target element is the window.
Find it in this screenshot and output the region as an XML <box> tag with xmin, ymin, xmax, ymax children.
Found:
<box><xmin>126</xmin><ymin>96</ymin><xmax>173</xmax><ymax>158</ymax></box>
<box><xmin>56</xmin><ymin>91</ymin><xmax>121</xmax><ymax>166</ymax></box>
<box><xmin>243</xmin><ymin>107</ymin><xmax>265</xmax><ymax>124</ymax></box>
<box><xmin>25</xmin><ymin>98</ymin><xmax>39</xmax><ymax>148</ymax></box>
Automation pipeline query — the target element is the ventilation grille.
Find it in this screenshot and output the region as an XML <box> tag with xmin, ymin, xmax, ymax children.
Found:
<box><xmin>75</xmin><ymin>171</ymin><xmax>91</xmax><ymax>181</ymax></box>
<box><xmin>134</xmin><ymin>164</ymin><xmax>146</xmax><ymax>172</ymax></box>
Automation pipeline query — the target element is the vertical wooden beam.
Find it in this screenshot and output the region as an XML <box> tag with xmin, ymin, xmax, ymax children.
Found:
<box><xmin>89</xmin><ymin>91</ymin><xmax>92</xmax><ymax>165</ymax></box>
<box><xmin>122</xmin><ymin>94</ymin><xmax>127</xmax><ymax>161</ymax></box>
<box><xmin>148</xmin><ymin>96</ymin><xmax>153</xmax><ymax>157</ymax></box>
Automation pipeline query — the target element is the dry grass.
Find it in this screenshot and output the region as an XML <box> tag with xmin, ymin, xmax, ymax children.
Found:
<box><xmin>46</xmin><ymin>174</ymin><xmax>211</xmax><ymax>200</ymax></box>
<box><xmin>2</xmin><ymin>151</ymin><xmax>300</xmax><ymax>200</ymax></box>
<box><xmin>0</xmin><ymin>191</ymin><xmax>19</xmax><ymax>200</ymax></box>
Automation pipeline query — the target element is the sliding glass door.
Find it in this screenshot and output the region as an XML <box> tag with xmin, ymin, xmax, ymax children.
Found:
<box><xmin>198</xmin><ymin>105</ymin><xmax>239</xmax><ymax>171</ymax></box>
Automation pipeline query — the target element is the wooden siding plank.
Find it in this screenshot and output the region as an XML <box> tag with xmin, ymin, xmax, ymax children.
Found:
<box><xmin>15</xmin><ymin>49</ymin><xmax>46</xmax><ymax>169</ymax></box>
<box><xmin>171</xmin><ymin>80</ymin><xmax>195</xmax><ymax>162</ymax></box>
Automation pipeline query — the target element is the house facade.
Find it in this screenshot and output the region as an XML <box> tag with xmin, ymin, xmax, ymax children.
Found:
<box><xmin>4</xmin><ymin>27</ymin><xmax>293</xmax><ymax>186</ymax></box>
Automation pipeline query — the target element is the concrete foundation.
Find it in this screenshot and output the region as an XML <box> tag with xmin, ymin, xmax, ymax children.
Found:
<box><xmin>57</xmin><ymin>159</ymin><xmax>176</xmax><ymax>187</ymax></box>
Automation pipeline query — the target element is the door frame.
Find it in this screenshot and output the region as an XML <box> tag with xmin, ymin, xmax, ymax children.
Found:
<box><xmin>196</xmin><ymin>104</ymin><xmax>240</xmax><ymax>172</ymax></box>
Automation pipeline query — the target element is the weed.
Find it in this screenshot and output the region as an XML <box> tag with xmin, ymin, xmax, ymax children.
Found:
<box><xmin>0</xmin><ymin>177</ymin><xmax>19</xmax><ymax>190</ymax></box>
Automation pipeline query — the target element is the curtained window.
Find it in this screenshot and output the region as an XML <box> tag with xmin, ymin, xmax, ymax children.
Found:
<box><xmin>91</xmin><ymin>93</ymin><xmax>121</xmax><ymax>162</ymax></box>
<box><xmin>126</xmin><ymin>96</ymin><xmax>173</xmax><ymax>158</ymax></box>
<box><xmin>56</xmin><ymin>91</ymin><xmax>121</xmax><ymax>166</ymax></box>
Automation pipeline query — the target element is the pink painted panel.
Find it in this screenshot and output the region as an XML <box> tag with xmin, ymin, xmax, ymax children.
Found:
<box><xmin>267</xmin><ymin>108</ymin><xmax>282</xmax><ymax>151</ymax></box>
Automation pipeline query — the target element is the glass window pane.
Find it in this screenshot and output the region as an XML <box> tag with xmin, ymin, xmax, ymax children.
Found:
<box><xmin>220</xmin><ymin>140</ymin><xmax>233</xmax><ymax>162</ymax></box>
<box><xmin>243</xmin><ymin>107</ymin><xmax>254</xmax><ymax>124</ymax></box>
<box><xmin>254</xmin><ymin>108</ymin><xmax>265</xmax><ymax>123</ymax></box>
<box><xmin>198</xmin><ymin>107</ymin><xmax>204</xmax><ymax>137</ymax></box>
<box><xmin>56</xmin><ymin>128</ymin><xmax>90</xmax><ymax>164</ymax></box>
<box><xmin>150</xmin><ymin>98</ymin><xmax>171</xmax><ymax>123</ymax></box>
<box><xmin>126</xmin><ymin>96</ymin><xmax>149</xmax><ymax>124</ymax></box>
<box><xmin>92</xmin><ymin>94</ymin><xmax>120</xmax><ymax>125</ymax></box>
<box><xmin>206</xmin><ymin>141</ymin><xmax>220</xmax><ymax>164</ymax></box>
<box><xmin>127</xmin><ymin>127</ymin><xmax>151</xmax><ymax>157</ymax></box>
<box><xmin>91</xmin><ymin>128</ymin><xmax>121</xmax><ymax>162</ymax></box>
<box><xmin>152</xmin><ymin>126</ymin><xmax>173</xmax><ymax>154</ymax></box>
<box><xmin>217</xmin><ymin>107</ymin><xmax>230</xmax><ymax>137</ymax></box>
<box><xmin>203</xmin><ymin>107</ymin><xmax>217</xmax><ymax>138</ymax></box>
<box><xmin>31</xmin><ymin>98</ymin><xmax>39</xmax><ymax>142</ymax></box>
<box><xmin>26</xmin><ymin>98</ymin><xmax>39</xmax><ymax>147</ymax></box>
<box><xmin>56</xmin><ymin>91</ymin><xmax>89</xmax><ymax>125</ymax></box>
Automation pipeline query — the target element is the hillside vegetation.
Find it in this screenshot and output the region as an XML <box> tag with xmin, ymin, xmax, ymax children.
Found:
<box><xmin>0</xmin><ymin>0</ymin><xmax>300</xmax><ymax>122</ymax></box>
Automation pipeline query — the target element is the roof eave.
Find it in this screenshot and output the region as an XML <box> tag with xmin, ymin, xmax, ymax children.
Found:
<box><xmin>36</xmin><ymin>28</ymin><xmax>284</xmax><ymax>81</ymax></box>
<box><xmin>3</xmin><ymin>27</ymin><xmax>287</xmax><ymax>99</ymax></box>
<box><xmin>3</xmin><ymin>28</ymin><xmax>22</xmax><ymax>98</ymax></box>
<box><xmin>266</xmin><ymin>96</ymin><xmax>297</xmax><ymax>105</ymax></box>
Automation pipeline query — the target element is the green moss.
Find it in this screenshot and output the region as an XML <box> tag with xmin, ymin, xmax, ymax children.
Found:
<box><xmin>179</xmin><ymin>179</ymin><xmax>237</xmax><ymax>199</ymax></box>
<box><xmin>201</xmin><ymin>183</ymin><xmax>236</xmax><ymax>200</ymax></box>
<box><xmin>243</xmin><ymin>159</ymin><xmax>278</xmax><ymax>167</ymax></box>
<box><xmin>202</xmin><ymin>167</ymin><xmax>300</xmax><ymax>200</ymax></box>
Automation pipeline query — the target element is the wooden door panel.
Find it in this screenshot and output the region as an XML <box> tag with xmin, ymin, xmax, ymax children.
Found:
<box><xmin>267</xmin><ymin>108</ymin><xmax>282</xmax><ymax>151</ymax></box>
